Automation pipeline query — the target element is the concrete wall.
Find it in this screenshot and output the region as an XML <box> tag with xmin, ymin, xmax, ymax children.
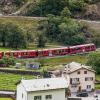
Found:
<box><xmin>69</xmin><ymin>68</ymin><xmax>95</xmax><ymax>92</ymax></box>
<box><xmin>28</xmin><ymin>89</ymin><xmax>66</xmax><ymax>100</ymax></box>
<box><xmin>17</xmin><ymin>84</ymin><xmax>27</xmax><ymax>100</ymax></box>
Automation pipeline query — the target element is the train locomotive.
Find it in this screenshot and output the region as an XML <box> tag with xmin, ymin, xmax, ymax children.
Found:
<box><xmin>0</xmin><ymin>43</ymin><xmax>96</xmax><ymax>59</ymax></box>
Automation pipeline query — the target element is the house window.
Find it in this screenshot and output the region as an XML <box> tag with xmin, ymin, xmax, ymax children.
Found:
<box><xmin>70</xmin><ymin>78</ymin><xmax>79</xmax><ymax>84</ymax></box>
<box><xmin>45</xmin><ymin>95</ymin><xmax>52</xmax><ymax>100</ymax></box>
<box><xmin>34</xmin><ymin>96</ymin><xmax>41</xmax><ymax>100</ymax></box>
<box><xmin>85</xmin><ymin>77</ymin><xmax>93</xmax><ymax>81</ymax></box>
<box><xmin>87</xmin><ymin>85</ymin><xmax>91</xmax><ymax>89</ymax></box>
<box><xmin>85</xmin><ymin>77</ymin><xmax>88</xmax><ymax>81</ymax></box>
<box><xmin>90</xmin><ymin>77</ymin><xmax>93</xmax><ymax>81</ymax></box>
<box><xmin>77</xmin><ymin>71</ymin><xmax>80</xmax><ymax>74</ymax></box>
<box><xmin>84</xmin><ymin>71</ymin><xmax>87</xmax><ymax>74</ymax></box>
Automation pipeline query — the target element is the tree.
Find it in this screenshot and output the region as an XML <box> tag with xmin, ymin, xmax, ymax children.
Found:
<box><xmin>0</xmin><ymin>55</ymin><xmax>16</xmax><ymax>67</ymax></box>
<box><xmin>87</xmin><ymin>52</ymin><xmax>100</xmax><ymax>74</ymax></box>
<box><xmin>6</xmin><ymin>22</ymin><xmax>27</xmax><ymax>48</ymax></box>
<box><xmin>68</xmin><ymin>0</ymin><xmax>86</xmax><ymax>13</ymax></box>
<box><xmin>36</xmin><ymin>32</ymin><xmax>46</xmax><ymax>48</ymax></box>
<box><xmin>58</xmin><ymin>18</ymin><xmax>85</xmax><ymax>45</ymax></box>
<box><xmin>39</xmin><ymin>15</ymin><xmax>85</xmax><ymax>45</ymax></box>
<box><xmin>61</xmin><ymin>7</ymin><xmax>71</xmax><ymax>17</ymax></box>
<box><xmin>38</xmin><ymin>14</ymin><xmax>61</xmax><ymax>41</ymax></box>
<box><xmin>92</xmin><ymin>32</ymin><xmax>100</xmax><ymax>47</ymax></box>
<box><xmin>0</xmin><ymin>23</ymin><xmax>9</xmax><ymax>47</ymax></box>
<box><xmin>26</xmin><ymin>0</ymin><xmax>68</xmax><ymax>16</ymax></box>
<box><xmin>42</xmin><ymin>68</ymin><xmax>49</xmax><ymax>78</ymax></box>
<box><xmin>15</xmin><ymin>0</ymin><xmax>26</xmax><ymax>6</ymax></box>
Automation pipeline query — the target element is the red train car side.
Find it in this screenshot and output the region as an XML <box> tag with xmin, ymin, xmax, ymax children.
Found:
<box><xmin>0</xmin><ymin>43</ymin><xmax>96</xmax><ymax>59</ymax></box>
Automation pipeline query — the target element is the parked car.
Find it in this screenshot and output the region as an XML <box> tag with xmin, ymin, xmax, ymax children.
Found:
<box><xmin>76</xmin><ymin>92</ymin><xmax>88</xmax><ymax>97</ymax></box>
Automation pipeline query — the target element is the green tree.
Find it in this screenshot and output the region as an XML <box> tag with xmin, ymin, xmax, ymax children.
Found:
<box><xmin>36</xmin><ymin>32</ymin><xmax>46</xmax><ymax>48</ymax></box>
<box><xmin>6</xmin><ymin>23</ymin><xmax>27</xmax><ymax>49</ymax></box>
<box><xmin>68</xmin><ymin>0</ymin><xmax>86</xmax><ymax>13</ymax></box>
<box><xmin>1</xmin><ymin>55</ymin><xmax>16</xmax><ymax>67</ymax></box>
<box><xmin>42</xmin><ymin>68</ymin><xmax>49</xmax><ymax>78</ymax></box>
<box><xmin>87</xmin><ymin>52</ymin><xmax>100</xmax><ymax>74</ymax></box>
<box><xmin>15</xmin><ymin>0</ymin><xmax>26</xmax><ymax>6</ymax></box>
<box><xmin>41</xmin><ymin>14</ymin><xmax>61</xmax><ymax>41</ymax></box>
<box><xmin>61</xmin><ymin>7</ymin><xmax>71</xmax><ymax>17</ymax></box>
<box><xmin>58</xmin><ymin>19</ymin><xmax>84</xmax><ymax>45</ymax></box>
<box><xmin>26</xmin><ymin>0</ymin><xmax>68</xmax><ymax>16</ymax></box>
<box><xmin>92</xmin><ymin>32</ymin><xmax>100</xmax><ymax>47</ymax></box>
<box><xmin>38</xmin><ymin>15</ymin><xmax>86</xmax><ymax>45</ymax></box>
<box><xmin>0</xmin><ymin>23</ymin><xmax>9</xmax><ymax>47</ymax></box>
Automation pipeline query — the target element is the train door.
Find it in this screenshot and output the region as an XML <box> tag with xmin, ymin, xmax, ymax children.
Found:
<box><xmin>38</xmin><ymin>50</ymin><xmax>43</xmax><ymax>57</ymax></box>
<box><xmin>49</xmin><ymin>50</ymin><xmax>53</xmax><ymax>56</ymax></box>
<box><xmin>18</xmin><ymin>52</ymin><xmax>22</xmax><ymax>58</ymax></box>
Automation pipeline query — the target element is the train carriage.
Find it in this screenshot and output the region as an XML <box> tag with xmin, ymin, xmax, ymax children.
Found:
<box><xmin>0</xmin><ymin>43</ymin><xmax>96</xmax><ymax>59</ymax></box>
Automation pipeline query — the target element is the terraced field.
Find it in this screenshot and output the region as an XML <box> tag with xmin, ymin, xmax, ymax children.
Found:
<box><xmin>0</xmin><ymin>72</ymin><xmax>35</xmax><ymax>90</ymax></box>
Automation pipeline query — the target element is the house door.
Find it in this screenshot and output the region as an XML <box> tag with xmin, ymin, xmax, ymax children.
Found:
<box><xmin>78</xmin><ymin>86</ymin><xmax>82</xmax><ymax>92</ymax></box>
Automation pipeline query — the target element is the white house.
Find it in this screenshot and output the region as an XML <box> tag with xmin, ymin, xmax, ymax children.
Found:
<box><xmin>62</xmin><ymin>62</ymin><xmax>95</xmax><ymax>93</ymax></box>
<box><xmin>17</xmin><ymin>78</ymin><xmax>69</xmax><ymax>100</ymax></box>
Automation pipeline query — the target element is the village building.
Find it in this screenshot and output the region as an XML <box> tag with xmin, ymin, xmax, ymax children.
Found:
<box><xmin>62</xmin><ymin>62</ymin><xmax>95</xmax><ymax>93</ymax></box>
<box><xmin>17</xmin><ymin>78</ymin><xmax>69</xmax><ymax>100</ymax></box>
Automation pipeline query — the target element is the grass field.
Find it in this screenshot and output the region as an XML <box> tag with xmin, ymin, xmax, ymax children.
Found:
<box><xmin>95</xmin><ymin>75</ymin><xmax>100</xmax><ymax>89</ymax></box>
<box><xmin>0</xmin><ymin>72</ymin><xmax>35</xmax><ymax>90</ymax></box>
<box><xmin>0</xmin><ymin>98</ymin><xmax>12</xmax><ymax>100</ymax></box>
<box><xmin>96</xmin><ymin>75</ymin><xmax>100</xmax><ymax>81</ymax></box>
<box><xmin>0</xmin><ymin>16</ymin><xmax>39</xmax><ymax>37</ymax></box>
<box><xmin>95</xmin><ymin>84</ymin><xmax>100</xmax><ymax>89</ymax></box>
<box><xmin>16</xmin><ymin>55</ymin><xmax>88</xmax><ymax>71</ymax></box>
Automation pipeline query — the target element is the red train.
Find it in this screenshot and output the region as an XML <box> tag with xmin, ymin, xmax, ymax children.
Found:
<box><xmin>0</xmin><ymin>43</ymin><xmax>96</xmax><ymax>59</ymax></box>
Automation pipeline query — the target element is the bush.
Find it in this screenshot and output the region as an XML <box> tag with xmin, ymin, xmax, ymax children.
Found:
<box><xmin>1</xmin><ymin>56</ymin><xmax>16</xmax><ymax>67</ymax></box>
<box><xmin>87</xmin><ymin>52</ymin><xmax>100</xmax><ymax>74</ymax></box>
<box><xmin>68</xmin><ymin>0</ymin><xmax>86</xmax><ymax>13</ymax></box>
<box><xmin>15</xmin><ymin>0</ymin><xmax>27</xmax><ymax>6</ymax></box>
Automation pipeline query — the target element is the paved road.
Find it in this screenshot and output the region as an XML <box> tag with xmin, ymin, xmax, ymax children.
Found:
<box><xmin>0</xmin><ymin>15</ymin><xmax>46</xmax><ymax>20</ymax></box>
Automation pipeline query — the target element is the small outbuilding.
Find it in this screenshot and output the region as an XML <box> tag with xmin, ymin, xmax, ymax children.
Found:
<box><xmin>17</xmin><ymin>78</ymin><xmax>69</xmax><ymax>100</ymax></box>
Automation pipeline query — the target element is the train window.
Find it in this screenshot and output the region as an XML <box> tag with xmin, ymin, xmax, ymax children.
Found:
<box><xmin>58</xmin><ymin>50</ymin><xmax>61</xmax><ymax>53</ymax></box>
<box><xmin>24</xmin><ymin>52</ymin><xmax>27</xmax><ymax>55</ymax></box>
<box><xmin>62</xmin><ymin>49</ymin><xmax>65</xmax><ymax>52</ymax></box>
<box><xmin>13</xmin><ymin>52</ymin><xmax>18</xmax><ymax>56</ymax></box>
<box><xmin>76</xmin><ymin>47</ymin><xmax>80</xmax><ymax>50</ymax></box>
<box><xmin>23</xmin><ymin>52</ymin><xmax>29</xmax><ymax>55</ymax></box>
<box><xmin>86</xmin><ymin>46</ymin><xmax>90</xmax><ymax>49</ymax></box>
<box><xmin>60</xmin><ymin>49</ymin><xmax>64</xmax><ymax>53</ymax></box>
<box><xmin>91</xmin><ymin>45</ymin><xmax>95</xmax><ymax>49</ymax></box>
